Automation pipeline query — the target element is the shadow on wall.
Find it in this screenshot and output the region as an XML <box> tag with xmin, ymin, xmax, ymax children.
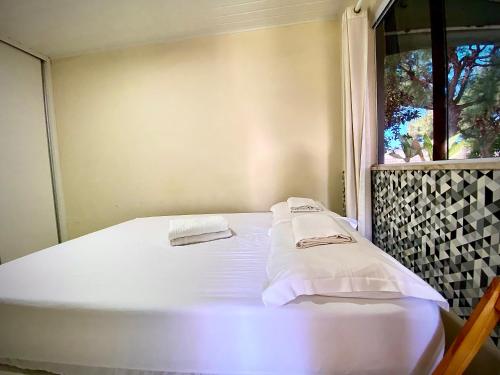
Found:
<box><xmin>218</xmin><ymin>21</ymin><xmax>342</xmax><ymax>212</ymax></box>
<box><xmin>322</xmin><ymin>21</ymin><xmax>344</xmax><ymax>216</ymax></box>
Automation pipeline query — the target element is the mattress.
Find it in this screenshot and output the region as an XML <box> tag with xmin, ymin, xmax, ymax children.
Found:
<box><xmin>0</xmin><ymin>213</ymin><xmax>444</xmax><ymax>375</ymax></box>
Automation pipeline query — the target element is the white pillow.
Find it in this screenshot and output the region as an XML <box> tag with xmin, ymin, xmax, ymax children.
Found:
<box><xmin>262</xmin><ymin>221</ymin><xmax>448</xmax><ymax>309</ymax></box>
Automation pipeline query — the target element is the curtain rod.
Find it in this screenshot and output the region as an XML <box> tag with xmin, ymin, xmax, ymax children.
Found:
<box><xmin>354</xmin><ymin>0</ymin><xmax>364</xmax><ymax>13</ymax></box>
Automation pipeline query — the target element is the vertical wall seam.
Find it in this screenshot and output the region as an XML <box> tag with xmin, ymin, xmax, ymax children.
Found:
<box><xmin>40</xmin><ymin>62</ymin><xmax>62</xmax><ymax>243</ymax></box>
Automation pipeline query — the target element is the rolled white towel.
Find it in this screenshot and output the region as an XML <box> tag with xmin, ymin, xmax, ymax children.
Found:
<box><xmin>287</xmin><ymin>197</ymin><xmax>323</xmax><ymax>212</ymax></box>
<box><xmin>171</xmin><ymin>229</ymin><xmax>233</xmax><ymax>246</ymax></box>
<box><xmin>169</xmin><ymin>215</ymin><xmax>229</xmax><ymax>241</ymax></box>
<box><xmin>292</xmin><ymin>214</ymin><xmax>353</xmax><ymax>248</ymax></box>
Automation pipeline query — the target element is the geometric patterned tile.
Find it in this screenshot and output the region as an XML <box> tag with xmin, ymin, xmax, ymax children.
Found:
<box><xmin>372</xmin><ymin>169</ymin><xmax>500</xmax><ymax>348</ymax></box>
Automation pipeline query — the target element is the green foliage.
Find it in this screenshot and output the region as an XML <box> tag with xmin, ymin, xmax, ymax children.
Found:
<box><xmin>458</xmin><ymin>52</ymin><xmax>500</xmax><ymax>158</ymax></box>
<box><xmin>385</xmin><ymin>43</ymin><xmax>500</xmax><ymax>160</ymax></box>
<box><xmin>384</xmin><ymin>50</ymin><xmax>434</xmax><ymax>152</ymax></box>
<box><xmin>389</xmin><ymin>134</ymin><xmax>425</xmax><ymax>162</ymax></box>
<box><xmin>423</xmin><ymin>134</ymin><xmax>433</xmax><ymax>161</ymax></box>
<box><xmin>384</xmin><ymin>54</ymin><xmax>421</xmax><ymax>147</ymax></box>
<box><xmin>448</xmin><ymin>134</ymin><xmax>468</xmax><ymax>159</ymax></box>
<box><xmin>408</xmin><ymin>111</ymin><xmax>433</xmax><ymax>138</ymax></box>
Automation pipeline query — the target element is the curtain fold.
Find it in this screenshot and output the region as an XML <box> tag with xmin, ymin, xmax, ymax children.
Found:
<box><xmin>341</xmin><ymin>8</ymin><xmax>377</xmax><ymax>239</ymax></box>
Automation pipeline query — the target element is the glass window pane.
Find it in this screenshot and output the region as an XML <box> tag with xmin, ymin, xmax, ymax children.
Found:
<box><xmin>378</xmin><ymin>0</ymin><xmax>434</xmax><ymax>164</ymax></box>
<box><xmin>445</xmin><ymin>0</ymin><xmax>500</xmax><ymax>159</ymax></box>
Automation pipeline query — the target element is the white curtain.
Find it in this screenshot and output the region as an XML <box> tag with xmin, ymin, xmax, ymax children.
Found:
<box><xmin>341</xmin><ymin>7</ymin><xmax>377</xmax><ymax>239</ymax></box>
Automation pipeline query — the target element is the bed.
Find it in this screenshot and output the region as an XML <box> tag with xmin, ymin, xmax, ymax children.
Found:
<box><xmin>0</xmin><ymin>212</ymin><xmax>444</xmax><ymax>375</ymax></box>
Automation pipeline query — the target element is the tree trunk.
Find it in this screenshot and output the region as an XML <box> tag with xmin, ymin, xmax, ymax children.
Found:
<box><xmin>447</xmin><ymin>101</ymin><xmax>462</xmax><ymax>137</ymax></box>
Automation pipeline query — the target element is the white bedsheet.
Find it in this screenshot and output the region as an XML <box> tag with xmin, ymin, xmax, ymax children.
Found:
<box><xmin>0</xmin><ymin>213</ymin><xmax>444</xmax><ymax>375</ymax></box>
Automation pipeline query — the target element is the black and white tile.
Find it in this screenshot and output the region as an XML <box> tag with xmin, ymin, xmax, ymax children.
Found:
<box><xmin>372</xmin><ymin>169</ymin><xmax>500</xmax><ymax>347</ymax></box>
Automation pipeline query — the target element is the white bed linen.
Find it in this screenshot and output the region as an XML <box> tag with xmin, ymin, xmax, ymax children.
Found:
<box><xmin>0</xmin><ymin>213</ymin><xmax>444</xmax><ymax>375</ymax></box>
<box><xmin>264</xmin><ymin>219</ymin><xmax>448</xmax><ymax>308</ymax></box>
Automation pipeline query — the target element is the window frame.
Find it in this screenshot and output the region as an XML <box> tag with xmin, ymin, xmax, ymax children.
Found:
<box><xmin>429</xmin><ymin>0</ymin><xmax>448</xmax><ymax>161</ymax></box>
<box><xmin>374</xmin><ymin>0</ymin><xmax>500</xmax><ymax>164</ymax></box>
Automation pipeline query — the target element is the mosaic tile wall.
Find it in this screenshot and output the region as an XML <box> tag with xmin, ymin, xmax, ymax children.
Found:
<box><xmin>372</xmin><ymin>169</ymin><xmax>500</xmax><ymax>347</ymax></box>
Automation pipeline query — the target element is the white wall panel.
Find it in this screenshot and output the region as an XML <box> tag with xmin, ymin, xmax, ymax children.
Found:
<box><xmin>0</xmin><ymin>41</ymin><xmax>58</xmax><ymax>262</ymax></box>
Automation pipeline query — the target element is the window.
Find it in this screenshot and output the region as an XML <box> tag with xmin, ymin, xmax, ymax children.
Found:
<box><xmin>376</xmin><ymin>0</ymin><xmax>500</xmax><ymax>163</ymax></box>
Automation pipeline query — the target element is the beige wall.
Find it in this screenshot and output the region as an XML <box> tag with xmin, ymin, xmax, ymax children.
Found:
<box><xmin>51</xmin><ymin>21</ymin><xmax>343</xmax><ymax>239</ymax></box>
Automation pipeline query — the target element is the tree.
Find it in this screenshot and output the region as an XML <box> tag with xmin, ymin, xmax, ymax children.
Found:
<box><xmin>384</xmin><ymin>50</ymin><xmax>428</xmax><ymax>147</ymax></box>
<box><xmin>384</xmin><ymin>43</ymin><xmax>500</xmax><ymax>159</ymax></box>
<box><xmin>408</xmin><ymin>111</ymin><xmax>433</xmax><ymax>159</ymax></box>
<box><xmin>447</xmin><ymin>45</ymin><xmax>499</xmax><ymax>137</ymax></box>
<box><xmin>459</xmin><ymin>54</ymin><xmax>500</xmax><ymax>158</ymax></box>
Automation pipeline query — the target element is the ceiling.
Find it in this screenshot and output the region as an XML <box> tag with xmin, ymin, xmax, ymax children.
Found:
<box><xmin>0</xmin><ymin>0</ymin><xmax>374</xmax><ymax>59</ymax></box>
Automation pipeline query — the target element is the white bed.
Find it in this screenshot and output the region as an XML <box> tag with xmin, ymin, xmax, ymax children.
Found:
<box><xmin>0</xmin><ymin>213</ymin><xmax>444</xmax><ymax>375</ymax></box>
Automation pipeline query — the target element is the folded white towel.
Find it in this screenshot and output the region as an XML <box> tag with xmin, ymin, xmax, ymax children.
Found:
<box><xmin>170</xmin><ymin>229</ymin><xmax>233</xmax><ymax>246</ymax></box>
<box><xmin>287</xmin><ymin>197</ymin><xmax>323</xmax><ymax>212</ymax></box>
<box><xmin>168</xmin><ymin>215</ymin><xmax>229</xmax><ymax>241</ymax></box>
<box><xmin>292</xmin><ymin>214</ymin><xmax>353</xmax><ymax>248</ymax></box>
<box><xmin>271</xmin><ymin>201</ymin><xmax>358</xmax><ymax>229</ymax></box>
